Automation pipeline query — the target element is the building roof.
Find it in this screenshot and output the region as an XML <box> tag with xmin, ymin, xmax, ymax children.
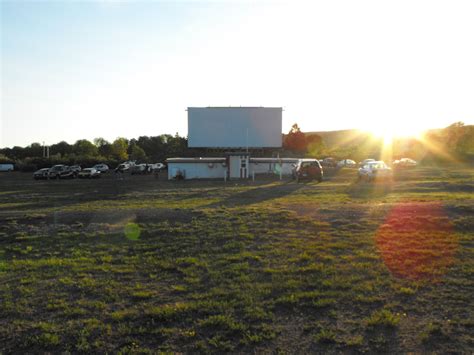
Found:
<box><xmin>250</xmin><ymin>158</ymin><xmax>298</xmax><ymax>163</ymax></box>
<box><xmin>167</xmin><ymin>157</ymin><xmax>300</xmax><ymax>164</ymax></box>
<box><xmin>166</xmin><ymin>157</ymin><xmax>226</xmax><ymax>163</ymax></box>
<box><xmin>187</xmin><ymin>106</ymin><xmax>282</xmax><ymax>110</ymax></box>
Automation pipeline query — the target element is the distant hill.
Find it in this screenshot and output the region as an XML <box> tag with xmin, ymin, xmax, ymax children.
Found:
<box><xmin>305</xmin><ymin>129</ymin><xmax>372</xmax><ymax>149</ymax></box>
<box><xmin>302</xmin><ymin>124</ymin><xmax>474</xmax><ymax>161</ymax></box>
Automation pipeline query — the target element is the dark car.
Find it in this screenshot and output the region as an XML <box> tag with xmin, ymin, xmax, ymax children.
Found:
<box><xmin>321</xmin><ymin>157</ymin><xmax>337</xmax><ymax>168</ymax></box>
<box><xmin>294</xmin><ymin>159</ymin><xmax>323</xmax><ymax>183</ymax></box>
<box><xmin>33</xmin><ymin>168</ymin><xmax>50</xmax><ymax>180</ymax></box>
<box><xmin>47</xmin><ymin>165</ymin><xmax>75</xmax><ymax>179</ymax></box>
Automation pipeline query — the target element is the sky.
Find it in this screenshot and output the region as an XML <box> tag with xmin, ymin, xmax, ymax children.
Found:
<box><xmin>1</xmin><ymin>0</ymin><xmax>474</xmax><ymax>148</ymax></box>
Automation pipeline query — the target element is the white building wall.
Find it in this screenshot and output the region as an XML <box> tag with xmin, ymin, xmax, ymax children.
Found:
<box><xmin>250</xmin><ymin>162</ymin><xmax>274</xmax><ymax>174</ymax></box>
<box><xmin>249</xmin><ymin>162</ymin><xmax>295</xmax><ymax>176</ymax></box>
<box><xmin>167</xmin><ymin>160</ymin><xmax>296</xmax><ymax>179</ymax></box>
<box><xmin>168</xmin><ymin>163</ymin><xmax>226</xmax><ymax>180</ymax></box>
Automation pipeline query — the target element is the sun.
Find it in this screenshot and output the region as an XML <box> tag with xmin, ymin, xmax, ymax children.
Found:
<box><xmin>370</xmin><ymin>128</ymin><xmax>396</xmax><ymax>145</ymax></box>
<box><xmin>367</xmin><ymin>124</ymin><xmax>425</xmax><ymax>144</ymax></box>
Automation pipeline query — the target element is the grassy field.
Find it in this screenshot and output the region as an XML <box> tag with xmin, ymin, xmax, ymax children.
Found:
<box><xmin>0</xmin><ymin>167</ymin><xmax>473</xmax><ymax>353</ymax></box>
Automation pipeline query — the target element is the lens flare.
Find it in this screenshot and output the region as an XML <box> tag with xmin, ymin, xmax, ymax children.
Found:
<box><xmin>124</xmin><ymin>223</ymin><xmax>141</xmax><ymax>241</ymax></box>
<box><xmin>375</xmin><ymin>202</ymin><xmax>457</xmax><ymax>281</ymax></box>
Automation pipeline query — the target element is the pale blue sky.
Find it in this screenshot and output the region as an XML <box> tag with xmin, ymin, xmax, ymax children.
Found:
<box><xmin>2</xmin><ymin>0</ymin><xmax>474</xmax><ymax>147</ymax></box>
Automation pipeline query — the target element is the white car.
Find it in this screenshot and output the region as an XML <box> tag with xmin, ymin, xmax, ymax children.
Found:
<box><xmin>337</xmin><ymin>159</ymin><xmax>357</xmax><ymax>168</ymax></box>
<box><xmin>358</xmin><ymin>161</ymin><xmax>392</xmax><ymax>181</ymax></box>
<box><xmin>393</xmin><ymin>158</ymin><xmax>417</xmax><ymax>169</ymax></box>
<box><xmin>359</xmin><ymin>158</ymin><xmax>376</xmax><ymax>167</ymax></box>
<box><xmin>150</xmin><ymin>163</ymin><xmax>165</xmax><ymax>171</ymax></box>
<box><xmin>93</xmin><ymin>163</ymin><xmax>109</xmax><ymax>173</ymax></box>
<box><xmin>78</xmin><ymin>168</ymin><xmax>101</xmax><ymax>179</ymax></box>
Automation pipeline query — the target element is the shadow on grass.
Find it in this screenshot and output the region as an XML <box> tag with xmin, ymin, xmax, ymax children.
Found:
<box><xmin>345</xmin><ymin>180</ymin><xmax>394</xmax><ymax>199</ymax></box>
<box><xmin>204</xmin><ymin>181</ymin><xmax>306</xmax><ymax>208</ymax></box>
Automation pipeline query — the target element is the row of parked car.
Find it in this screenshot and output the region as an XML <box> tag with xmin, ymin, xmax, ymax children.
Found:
<box><xmin>33</xmin><ymin>161</ymin><xmax>166</xmax><ymax>180</ymax></box>
<box><xmin>321</xmin><ymin>157</ymin><xmax>417</xmax><ymax>169</ymax></box>
<box><xmin>34</xmin><ymin>163</ymin><xmax>106</xmax><ymax>180</ymax></box>
<box><xmin>115</xmin><ymin>161</ymin><xmax>165</xmax><ymax>174</ymax></box>
<box><xmin>357</xmin><ymin>158</ymin><xmax>417</xmax><ymax>181</ymax></box>
<box><xmin>292</xmin><ymin>157</ymin><xmax>418</xmax><ymax>183</ymax></box>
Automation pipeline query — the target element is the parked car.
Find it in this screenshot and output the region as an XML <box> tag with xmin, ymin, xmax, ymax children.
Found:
<box><xmin>116</xmin><ymin>161</ymin><xmax>138</xmax><ymax>173</ymax></box>
<box><xmin>359</xmin><ymin>158</ymin><xmax>376</xmax><ymax>167</ymax></box>
<box><xmin>294</xmin><ymin>159</ymin><xmax>323</xmax><ymax>183</ymax></box>
<box><xmin>115</xmin><ymin>163</ymin><xmax>131</xmax><ymax>173</ymax></box>
<box><xmin>150</xmin><ymin>163</ymin><xmax>165</xmax><ymax>171</ymax></box>
<box><xmin>358</xmin><ymin>161</ymin><xmax>392</xmax><ymax>181</ymax></box>
<box><xmin>48</xmin><ymin>165</ymin><xmax>75</xmax><ymax>179</ymax></box>
<box><xmin>393</xmin><ymin>158</ymin><xmax>417</xmax><ymax>169</ymax></box>
<box><xmin>78</xmin><ymin>168</ymin><xmax>101</xmax><ymax>179</ymax></box>
<box><xmin>33</xmin><ymin>168</ymin><xmax>50</xmax><ymax>180</ymax></box>
<box><xmin>321</xmin><ymin>157</ymin><xmax>337</xmax><ymax>168</ymax></box>
<box><xmin>69</xmin><ymin>165</ymin><xmax>82</xmax><ymax>175</ymax></box>
<box><xmin>337</xmin><ymin>159</ymin><xmax>357</xmax><ymax>168</ymax></box>
<box><xmin>130</xmin><ymin>164</ymin><xmax>152</xmax><ymax>175</ymax></box>
<box><xmin>0</xmin><ymin>163</ymin><xmax>14</xmax><ymax>172</ymax></box>
<box><xmin>93</xmin><ymin>163</ymin><xmax>109</xmax><ymax>173</ymax></box>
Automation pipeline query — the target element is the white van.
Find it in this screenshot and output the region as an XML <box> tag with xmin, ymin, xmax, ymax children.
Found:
<box><xmin>0</xmin><ymin>164</ymin><xmax>14</xmax><ymax>172</ymax></box>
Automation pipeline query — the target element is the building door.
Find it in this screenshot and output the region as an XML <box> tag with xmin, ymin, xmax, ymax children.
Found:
<box><xmin>229</xmin><ymin>155</ymin><xmax>249</xmax><ymax>179</ymax></box>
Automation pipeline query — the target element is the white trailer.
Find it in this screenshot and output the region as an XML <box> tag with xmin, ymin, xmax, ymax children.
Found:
<box><xmin>0</xmin><ymin>164</ymin><xmax>14</xmax><ymax>172</ymax></box>
<box><xmin>167</xmin><ymin>158</ymin><xmax>227</xmax><ymax>180</ymax></box>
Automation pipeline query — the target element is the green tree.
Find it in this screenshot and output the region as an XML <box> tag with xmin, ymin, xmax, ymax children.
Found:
<box><xmin>73</xmin><ymin>139</ymin><xmax>98</xmax><ymax>156</ymax></box>
<box><xmin>306</xmin><ymin>134</ymin><xmax>325</xmax><ymax>156</ymax></box>
<box><xmin>24</xmin><ymin>143</ymin><xmax>43</xmax><ymax>157</ymax></box>
<box><xmin>111</xmin><ymin>138</ymin><xmax>129</xmax><ymax>161</ymax></box>
<box><xmin>129</xmin><ymin>144</ymin><xmax>147</xmax><ymax>161</ymax></box>
<box><xmin>94</xmin><ymin>137</ymin><xmax>113</xmax><ymax>158</ymax></box>
<box><xmin>50</xmin><ymin>141</ymin><xmax>72</xmax><ymax>158</ymax></box>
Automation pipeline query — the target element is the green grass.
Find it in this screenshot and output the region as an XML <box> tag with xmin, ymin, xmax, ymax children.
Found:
<box><xmin>0</xmin><ymin>167</ymin><xmax>473</xmax><ymax>352</ymax></box>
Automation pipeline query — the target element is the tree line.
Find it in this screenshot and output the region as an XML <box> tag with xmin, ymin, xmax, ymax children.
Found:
<box><xmin>283</xmin><ymin>122</ymin><xmax>474</xmax><ymax>163</ymax></box>
<box><xmin>0</xmin><ymin>134</ymin><xmax>188</xmax><ymax>171</ymax></box>
<box><xmin>1</xmin><ymin>122</ymin><xmax>473</xmax><ymax>171</ymax></box>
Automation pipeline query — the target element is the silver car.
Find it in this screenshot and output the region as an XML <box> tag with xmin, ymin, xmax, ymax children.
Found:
<box><xmin>358</xmin><ymin>161</ymin><xmax>392</xmax><ymax>182</ymax></box>
<box><xmin>93</xmin><ymin>163</ymin><xmax>109</xmax><ymax>173</ymax></box>
<box><xmin>78</xmin><ymin>168</ymin><xmax>101</xmax><ymax>179</ymax></box>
